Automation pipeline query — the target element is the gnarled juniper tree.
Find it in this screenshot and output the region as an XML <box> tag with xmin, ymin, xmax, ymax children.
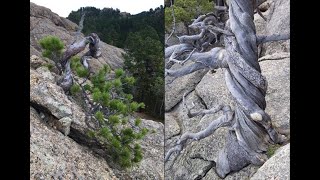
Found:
<box><xmin>58</xmin><ymin>13</ymin><xmax>102</xmax><ymax>91</ymax></box>
<box><xmin>43</xmin><ymin>13</ymin><xmax>148</xmax><ymax>169</ymax></box>
<box><xmin>164</xmin><ymin>0</ymin><xmax>289</xmax><ymax>178</ymax></box>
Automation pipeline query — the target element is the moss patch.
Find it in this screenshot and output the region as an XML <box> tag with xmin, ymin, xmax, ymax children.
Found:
<box><xmin>266</xmin><ymin>144</ymin><xmax>281</xmax><ymax>158</ymax></box>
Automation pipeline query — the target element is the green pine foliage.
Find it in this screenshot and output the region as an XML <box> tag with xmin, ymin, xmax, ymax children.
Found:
<box><xmin>70</xmin><ymin>56</ymin><xmax>89</xmax><ymax>77</ymax></box>
<box><xmin>124</xmin><ymin>26</ymin><xmax>164</xmax><ymax>120</ymax></box>
<box><xmin>165</xmin><ymin>0</ymin><xmax>213</xmax><ymax>32</ymax></box>
<box><xmin>67</xmin><ymin>6</ymin><xmax>164</xmax><ymax>121</ymax></box>
<box><xmin>135</xmin><ymin>118</ymin><xmax>142</xmax><ymax>126</ymax></box>
<box><xmin>38</xmin><ymin>35</ymin><xmax>150</xmax><ymax>169</ymax></box>
<box><xmin>39</xmin><ymin>36</ymin><xmax>64</xmax><ymax>62</ymax></box>
<box><xmin>44</xmin><ymin>63</ymin><xmax>54</xmax><ymax>71</ymax></box>
<box><xmin>70</xmin><ymin>84</ymin><xmax>81</xmax><ymax>95</ymax></box>
<box><xmin>80</xmin><ymin>64</ymin><xmax>149</xmax><ymax>169</ymax></box>
<box><xmin>115</xmin><ymin>68</ymin><xmax>124</xmax><ymax>78</ymax></box>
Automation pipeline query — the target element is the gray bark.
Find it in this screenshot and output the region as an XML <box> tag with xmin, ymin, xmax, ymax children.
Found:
<box><xmin>58</xmin><ymin>33</ymin><xmax>101</xmax><ymax>91</ymax></box>
<box><xmin>165</xmin><ymin>0</ymin><xmax>289</xmax><ymax>178</ymax></box>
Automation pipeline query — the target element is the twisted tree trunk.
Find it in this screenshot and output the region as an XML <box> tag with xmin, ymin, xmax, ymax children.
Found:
<box><xmin>165</xmin><ymin>0</ymin><xmax>289</xmax><ymax>178</ymax></box>
<box><xmin>55</xmin><ymin>11</ymin><xmax>102</xmax><ymax>91</ymax></box>
<box><xmin>58</xmin><ymin>32</ymin><xmax>101</xmax><ymax>91</ymax></box>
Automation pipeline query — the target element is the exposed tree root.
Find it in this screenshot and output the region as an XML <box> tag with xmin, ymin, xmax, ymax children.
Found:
<box><xmin>165</xmin><ymin>0</ymin><xmax>290</xmax><ymax>178</ymax></box>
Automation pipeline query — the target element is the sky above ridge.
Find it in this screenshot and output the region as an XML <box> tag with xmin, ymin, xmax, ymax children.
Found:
<box><xmin>30</xmin><ymin>0</ymin><xmax>163</xmax><ymax>18</ymax></box>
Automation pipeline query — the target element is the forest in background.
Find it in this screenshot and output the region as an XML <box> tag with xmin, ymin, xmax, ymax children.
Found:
<box><xmin>67</xmin><ymin>6</ymin><xmax>164</xmax><ymax>120</ymax></box>
<box><xmin>67</xmin><ymin>6</ymin><xmax>164</xmax><ymax>48</ymax></box>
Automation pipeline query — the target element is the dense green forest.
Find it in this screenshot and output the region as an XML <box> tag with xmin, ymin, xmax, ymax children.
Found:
<box><xmin>67</xmin><ymin>6</ymin><xmax>164</xmax><ymax>120</ymax></box>
<box><xmin>165</xmin><ymin>0</ymin><xmax>213</xmax><ymax>33</ymax></box>
<box><xmin>67</xmin><ymin>6</ymin><xmax>164</xmax><ymax>48</ymax></box>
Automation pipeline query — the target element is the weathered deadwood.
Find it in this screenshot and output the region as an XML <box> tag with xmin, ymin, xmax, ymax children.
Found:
<box><xmin>257</xmin><ymin>34</ymin><xmax>290</xmax><ymax>45</ymax></box>
<box><xmin>165</xmin><ymin>105</ymin><xmax>234</xmax><ymax>163</ymax></box>
<box><xmin>165</xmin><ymin>0</ymin><xmax>289</xmax><ymax>178</ymax></box>
<box><xmin>58</xmin><ymin>33</ymin><xmax>101</xmax><ymax>91</ymax></box>
<box><xmin>165</xmin><ymin>47</ymin><xmax>228</xmax><ymax>77</ymax></box>
<box><xmin>166</xmin><ymin>0</ymin><xmax>176</xmax><ymax>46</ymax></box>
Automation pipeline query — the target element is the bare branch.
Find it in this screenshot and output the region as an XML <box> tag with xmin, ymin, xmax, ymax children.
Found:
<box><xmin>168</xmin><ymin>48</ymin><xmax>197</xmax><ymax>65</ymax></box>
<box><xmin>164</xmin><ymin>144</ymin><xmax>182</xmax><ymax>163</ymax></box>
<box><xmin>178</xmin><ymin>29</ymin><xmax>206</xmax><ymax>43</ymax></box>
<box><xmin>165</xmin><ymin>0</ymin><xmax>176</xmax><ymax>45</ymax></box>
<box><xmin>165</xmin><ymin>62</ymin><xmax>208</xmax><ymax>77</ymax></box>
<box><xmin>207</xmin><ymin>25</ymin><xmax>233</xmax><ymax>36</ymax></box>
<box><xmin>58</xmin><ymin>33</ymin><xmax>101</xmax><ymax>91</ymax></box>
<box><xmin>74</xmin><ymin>12</ymin><xmax>86</xmax><ymax>42</ymax></box>
<box><xmin>183</xmin><ymin>92</ymin><xmax>224</xmax><ymax>118</ymax></box>
<box><xmin>165</xmin><ymin>43</ymin><xmax>194</xmax><ymax>59</ymax></box>
<box><xmin>258</xmin><ymin>52</ymin><xmax>290</xmax><ymax>62</ymax></box>
<box><xmin>165</xmin><ymin>106</ymin><xmax>234</xmax><ymax>163</ymax></box>
<box><xmin>257</xmin><ymin>34</ymin><xmax>290</xmax><ymax>44</ymax></box>
<box><xmin>166</xmin><ymin>48</ymin><xmax>228</xmax><ymax>77</ymax></box>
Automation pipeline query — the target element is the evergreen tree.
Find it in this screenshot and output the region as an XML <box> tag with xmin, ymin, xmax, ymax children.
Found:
<box><xmin>67</xmin><ymin>6</ymin><xmax>164</xmax><ymax>48</ymax></box>
<box><xmin>40</xmin><ymin>35</ymin><xmax>150</xmax><ymax>169</ymax></box>
<box><xmin>124</xmin><ymin>26</ymin><xmax>164</xmax><ymax>119</ymax></box>
<box><xmin>39</xmin><ymin>35</ymin><xmax>64</xmax><ymax>62</ymax></box>
<box><xmin>165</xmin><ymin>0</ymin><xmax>213</xmax><ymax>33</ymax></box>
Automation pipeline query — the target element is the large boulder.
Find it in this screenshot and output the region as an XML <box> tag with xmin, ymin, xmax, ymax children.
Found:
<box><xmin>30</xmin><ymin>106</ymin><xmax>118</xmax><ymax>180</ymax></box>
<box><xmin>251</xmin><ymin>143</ymin><xmax>290</xmax><ymax>180</ymax></box>
<box><xmin>261</xmin><ymin>56</ymin><xmax>290</xmax><ymax>129</ymax></box>
<box><xmin>30</xmin><ymin>55</ymin><xmax>49</xmax><ymax>69</ymax></box>
<box><xmin>203</xmin><ymin>165</ymin><xmax>259</xmax><ymax>180</ymax></box>
<box><xmin>165</xmin><ymin>62</ymin><xmax>208</xmax><ymax>111</ymax></box>
<box><xmin>195</xmin><ymin>69</ymin><xmax>235</xmax><ymax>109</ymax></box>
<box><xmin>30</xmin><ymin>65</ymin><xmax>87</xmax><ymax>136</ymax></box>
<box><xmin>30</xmin><ymin>2</ymin><xmax>76</xmax><ymax>51</ymax></box>
<box><xmin>30</xmin><ymin>2</ymin><xmax>125</xmax><ymax>71</ymax></box>
<box><xmin>260</xmin><ymin>0</ymin><xmax>290</xmax><ymax>56</ymax></box>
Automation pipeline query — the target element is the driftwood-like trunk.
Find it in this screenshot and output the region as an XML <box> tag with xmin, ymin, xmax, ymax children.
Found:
<box><xmin>56</xmin><ymin>11</ymin><xmax>102</xmax><ymax>91</ymax></box>
<box><xmin>165</xmin><ymin>0</ymin><xmax>289</xmax><ymax>178</ymax></box>
<box><xmin>58</xmin><ymin>33</ymin><xmax>101</xmax><ymax>91</ymax></box>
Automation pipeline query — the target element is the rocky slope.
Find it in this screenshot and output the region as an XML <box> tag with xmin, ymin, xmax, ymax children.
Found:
<box><xmin>30</xmin><ymin>2</ymin><xmax>124</xmax><ymax>72</ymax></box>
<box><xmin>164</xmin><ymin>0</ymin><xmax>290</xmax><ymax>179</ymax></box>
<box><xmin>30</xmin><ymin>2</ymin><xmax>164</xmax><ymax>179</ymax></box>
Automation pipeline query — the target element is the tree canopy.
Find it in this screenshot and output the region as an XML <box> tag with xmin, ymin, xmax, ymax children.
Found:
<box><xmin>67</xmin><ymin>6</ymin><xmax>165</xmax><ymax>120</ymax></box>
<box><xmin>165</xmin><ymin>0</ymin><xmax>214</xmax><ymax>32</ymax></box>
<box><xmin>67</xmin><ymin>6</ymin><xmax>164</xmax><ymax>48</ymax></box>
<box><xmin>124</xmin><ymin>26</ymin><xmax>164</xmax><ymax>119</ymax></box>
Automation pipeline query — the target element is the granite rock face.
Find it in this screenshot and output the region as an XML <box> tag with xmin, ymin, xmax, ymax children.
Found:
<box><xmin>260</xmin><ymin>0</ymin><xmax>290</xmax><ymax>56</ymax></box>
<box><xmin>30</xmin><ymin>2</ymin><xmax>125</xmax><ymax>72</ymax></box>
<box><xmin>30</xmin><ymin>3</ymin><xmax>164</xmax><ymax>179</ymax></box>
<box><xmin>165</xmin><ymin>62</ymin><xmax>208</xmax><ymax>111</ymax></box>
<box><xmin>30</xmin><ymin>64</ymin><xmax>165</xmax><ymax>178</ymax></box>
<box><xmin>251</xmin><ymin>143</ymin><xmax>290</xmax><ymax>180</ymax></box>
<box><xmin>30</xmin><ymin>65</ymin><xmax>87</xmax><ymax>136</ymax></box>
<box><xmin>30</xmin><ymin>107</ymin><xmax>118</xmax><ymax>180</ymax></box>
<box><xmin>261</xmin><ymin>57</ymin><xmax>290</xmax><ymax>130</ymax></box>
